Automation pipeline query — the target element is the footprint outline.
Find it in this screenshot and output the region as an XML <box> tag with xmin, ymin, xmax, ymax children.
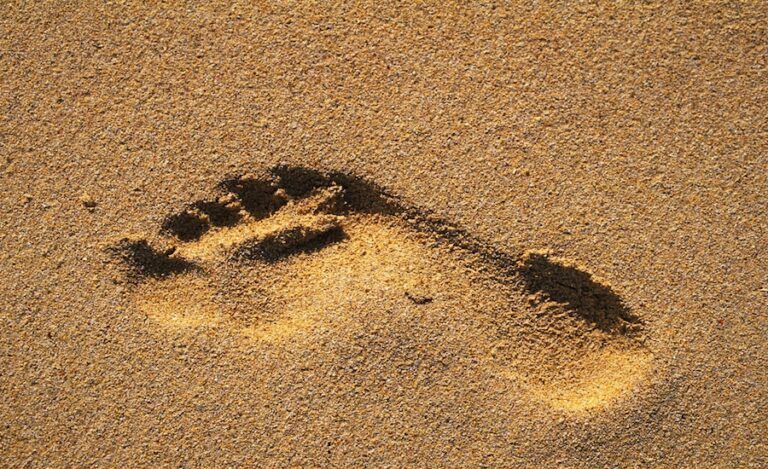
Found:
<box><xmin>108</xmin><ymin>165</ymin><xmax>650</xmax><ymax>412</ymax></box>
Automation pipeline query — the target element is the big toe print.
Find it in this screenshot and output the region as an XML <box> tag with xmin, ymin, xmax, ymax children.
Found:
<box><xmin>109</xmin><ymin>165</ymin><xmax>651</xmax><ymax>412</ymax></box>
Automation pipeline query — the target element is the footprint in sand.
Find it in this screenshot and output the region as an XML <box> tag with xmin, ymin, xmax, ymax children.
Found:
<box><xmin>108</xmin><ymin>165</ymin><xmax>651</xmax><ymax>412</ymax></box>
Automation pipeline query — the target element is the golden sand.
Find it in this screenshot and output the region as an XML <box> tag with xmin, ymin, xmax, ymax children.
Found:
<box><xmin>1</xmin><ymin>2</ymin><xmax>766</xmax><ymax>466</ymax></box>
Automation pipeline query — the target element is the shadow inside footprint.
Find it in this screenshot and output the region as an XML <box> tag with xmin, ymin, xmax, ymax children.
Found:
<box><xmin>218</xmin><ymin>177</ymin><xmax>288</xmax><ymax>219</ymax></box>
<box><xmin>109</xmin><ymin>238</ymin><xmax>196</xmax><ymax>279</ymax></box>
<box><xmin>270</xmin><ymin>165</ymin><xmax>403</xmax><ymax>216</ymax></box>
<box><xmin>519</xmin><ymin>253</ymin><xmax>642</xmax><ymax>335</ymax></box>
<box><xmin>234</xmin><ymin>224</ymin><xmax>347</xmax><ymax>262</ymax></box>
<box><xmin>163</xmin><ymin>200</ymin><xmax>245</xmax><ymax>240</ymax></box>
<box><xmin>161</xmin><ymin>210</ymin><xmax>211</xmax><ymax>241</ymax></box>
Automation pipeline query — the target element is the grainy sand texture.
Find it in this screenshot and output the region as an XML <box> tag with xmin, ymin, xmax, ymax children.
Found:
<box><xmin>1</xmin><ymin>2</ymin><xmax>767</xmax><ymax>467</ymax></box>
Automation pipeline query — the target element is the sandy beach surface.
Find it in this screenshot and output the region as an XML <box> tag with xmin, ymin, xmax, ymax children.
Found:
<box><xmin>1</xmin><ymin>2</ymin><xmax>766</xmax><ymax>466</ymax></box>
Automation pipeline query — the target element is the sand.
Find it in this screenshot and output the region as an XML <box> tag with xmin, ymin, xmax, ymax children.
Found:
<box><xmin>1</xmin><ymin>2</ymin><xmax>767</xmax><ymax>467</ymax></box>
